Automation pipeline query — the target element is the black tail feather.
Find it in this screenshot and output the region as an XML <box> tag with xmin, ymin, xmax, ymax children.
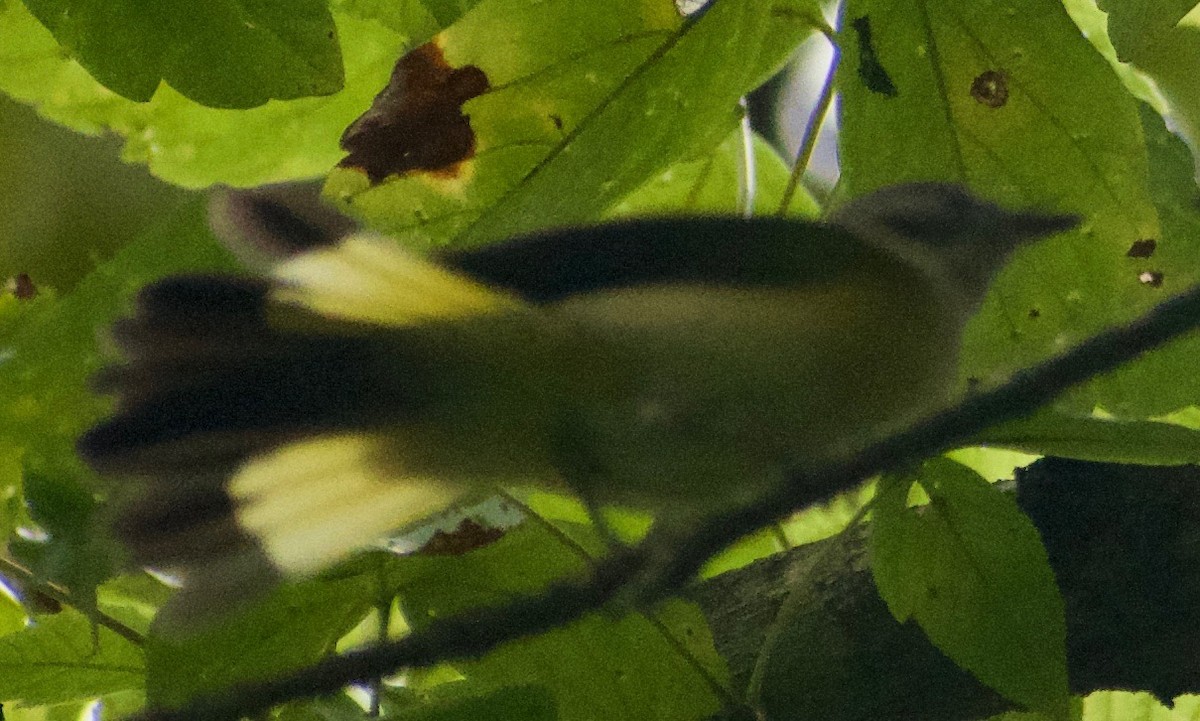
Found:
<box><xmin>78</xmin><ymin>275</ymin><xmax>424</xmax><ymax>475</ymax></box>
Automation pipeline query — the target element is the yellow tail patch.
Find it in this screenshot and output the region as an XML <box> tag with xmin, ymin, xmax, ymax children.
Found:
<box><xmin>228</xmin><ymin>433</ymin><xmax>469</xmax><ymax>575</ymax></box>
<box><xmin>272</xmin><ymin>234</ymin><xmax>524</xmax><ymax>325</ymax></box>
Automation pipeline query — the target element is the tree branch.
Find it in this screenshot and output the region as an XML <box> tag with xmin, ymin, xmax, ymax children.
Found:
<box><xmin>691</xmin><ymin>459</ymin><xmax>1200</xmax><ymax>720</ymax></box>
<box><xmin>133</xmin><ymin>284</ymin><xmax>1200</xmax><ymax>721</ymax></box>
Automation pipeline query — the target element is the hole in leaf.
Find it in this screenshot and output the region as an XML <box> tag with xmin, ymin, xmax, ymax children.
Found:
<box><xmin>1126</xmin><ymin>238</ymin><xmax>1157</xmax><ymax>258</ymax></box>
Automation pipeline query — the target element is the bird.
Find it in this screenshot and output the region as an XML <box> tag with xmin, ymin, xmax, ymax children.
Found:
<box><xmin>77</xmin><ymin>182</ymin><xmax>1078</xmax><ymax>629</ymax></box>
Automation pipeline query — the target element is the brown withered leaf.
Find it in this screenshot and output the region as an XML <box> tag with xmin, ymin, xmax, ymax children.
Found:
<box><xmin>418</xmin><ymin>518</ymin><xmax>505</xmax><ymax>556</ymax></box>
<box><xmin>339</xmin><ymin>41</ymin><xmax>490</xmax><ymax>184</ymax></box>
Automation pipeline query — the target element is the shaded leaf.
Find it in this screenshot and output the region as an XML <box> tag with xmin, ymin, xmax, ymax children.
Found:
<box><xmin>393</xmin><ymin>685</ymin><xmax>555</xmax><ymax>721</ymax></box>
<box><xmin>20</xmin><ymin>0</ymin><xmax>342</xmax><ymax>107</ymax></box>
<box><xmin>9</xmin><ymin>466</ymin><xmax>115</xmax><ymax>617</ymax></box>
<box><xmin>146</xmin><ymin>572</ymin><xmax>376</xmax><ymax>708</ymax></box>
<box><xmin>871</xmin><ymin>458</ymin><xmax>1068</xmax><ymax>716</ymax></box>
<box><xmin>389</xmin><ymin>521</ymin><xmax>728</xmax><ymax>721</ymax></box>
<box><xmin>978</xmin><ymin>411</ymin><xmax>1200</xmax><ymax>465</ymax></box>
<box><xmin>0</xmin><ymin>199</ymin><xmax>236</xmax><ymax>460</ymax></box>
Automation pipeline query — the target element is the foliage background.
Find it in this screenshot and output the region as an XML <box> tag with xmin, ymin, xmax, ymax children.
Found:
<box><xmin>0</xmin><ymin>0</ymin><xmax>1199</xmax><ymax>719</ymax></box>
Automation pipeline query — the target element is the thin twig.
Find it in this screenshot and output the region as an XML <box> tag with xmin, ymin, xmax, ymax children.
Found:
<box><xmin>777</xmin><ymin>27</ymin><xmax>840</xmax><ymax>217</ymax></box>
<box><xmin>737</xmin><ymin>97</ymin><xmax>757</xmax><ymax>218</ymax></box>
<box><xmin>0</xmin><ymin>556</ymin><xmax>146</xmax><ymax>647</ymax></box>
<box><xmin>132</xmin><ymin>282</ymin><xmax>1200</xmax><ymax>721</ymax></box>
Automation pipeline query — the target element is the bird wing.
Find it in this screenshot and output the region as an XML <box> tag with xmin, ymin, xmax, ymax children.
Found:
<box><xmin>439</xmin><ymin>216</ymin><xmax>865</xmax><ymax>303</ymax></box>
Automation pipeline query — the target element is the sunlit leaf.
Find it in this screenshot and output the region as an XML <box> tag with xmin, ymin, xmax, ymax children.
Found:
<box><xmin>0</xmin><ymin>609</ymin><xmax>143</xmax><ymax>705</ymax></box>
<box><xmin>0</xmin><ymin>4</ymin><xmax>418</xmax><ymax>187</ymax></box>
<box><xmin>20</xmin><ymin>0</ymin><xmax>342</xmax><ymax>107</ymax></box>
<box><xmin>325</xmin><ymin>0</ymin><xmax>819</xmax><ymax>245</ymax></box>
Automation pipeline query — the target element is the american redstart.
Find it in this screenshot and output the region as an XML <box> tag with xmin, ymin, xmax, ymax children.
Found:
<box><xmin>78</xmin><ymin>182</ymin><xmax>1078</xmax><ymax>628</ymax></box>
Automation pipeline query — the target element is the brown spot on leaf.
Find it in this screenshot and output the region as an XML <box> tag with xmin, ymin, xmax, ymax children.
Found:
<box><xmin>339</xmin><ymin>41</ymin><xmax>490</xmax><ymax>184</ymax></box>
<box><xmin>1126</xmin><ymin>238</ymin><xmax>1157</xmax><ymax>258</ymax></box>
<box><xmin>1139</xmin><ymin>270</ymin><xmax>1164</xmax><ymax>288</ymax></box>
<box><xmin>1028</xmin><ymin>308</ymin><xmax>1040</xmax><ymax>319</ymax></box>
<box><xmin>970</xmin><ymin>70</ymin><xmax>1009</xmax><ymax>108</ymax></box>
<box><xmin>9</xmin><ymin>273</ymin><xmax>36</xmax><ymax>300</ymax></box>
<box><xmin>418</xmin><ymin>518</ymin><xmax>504</xmax><ymax>556</ymax></box>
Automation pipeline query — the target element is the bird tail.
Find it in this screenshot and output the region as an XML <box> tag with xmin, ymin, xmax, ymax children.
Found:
<box><xmin>79</xmin><ymin>235</ymin><xmax>523</xmax><ymax>632</ymax></box>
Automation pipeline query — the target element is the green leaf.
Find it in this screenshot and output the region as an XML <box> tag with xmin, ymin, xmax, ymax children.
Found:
<box><xmin>1059</xmin><ymin>0</ymin><xmax>1163</xmax><ymax>109</ymax></box>
<box><xmin>20</xmin><ymin>0</ymin><xmax>342</xmax><ymax>107</ymax></box>
<box><xmin>978</xmin><ymin>412</ymin><xmax>1200</xmax><ymax>465</ymax></box>
<box><xmin>96</xmin><ymin>573</ymin><xmax>173</xmax><ymax>638</ymax></box>
<box><xmin>1066</xmin><ymin>103</ymin><xmax>1200</xmax><ymax>416</ymax></box>
<box><xmin>0</xmin><ymin>609</ymin><xmax>143</xmax><ymax>705</ymax></box>
<box><xmin>9</xmin><ymin>465</ymin><xmax>116</xmax><ymax>616</ymax></box>
<box><xmin>145</xmin><ymin>573</ymin><xmax>376</xmax><ymax>708</ymax></box>
<box><xmin>0</xmin><ymin>591</ymin><xmax>26</xmax><ymax>638</ymax></box>
<box><xmin>0</xmin><ymin>94</ymin><xmax>189</xmax><ymax>290</ymax></box>
<box><xmin>388</xmin><ymin>522</ymin><xmax>729</xmax><ymax>721</ymax></box>
<box><xmin>325</xmin><ymin>0</ymin><xmax>819</xmax><ymax>245</ymax></box>
<box><xmin>608</xmin><ymin>129</ymin><xmax>820</xmax><ymax>219</ymax></box>
<box><xmin>1079</xmin><ymin>690</ymin><xmax>1200</xmax><ymax>721</ymax></box>
<box><xmin>871</xmin><ymin>458</ymin><xmax>1068</xmax><ymax>716</ymax></box>
<box><xmin>1096</xmin><ymin>0</ymin><xmax>1200</xmax><ymax>145</ymax></box>
<box><xmin>0</xmin><ymin>441</ymin><xmax>26</xmax><ymax>543</ymax></box>
<box><xmin>393</xmin><ymin>686</ymin><xmax>555</xmax><ymax>721</ymax></box>
<box><xmin>837</xmin><ymin>0</ymin><xmax>1194</xmax><ymax>413</ymax></box>
<box><xmin>334</xmin><ymin>0</ymin><xmax>481</xmax><ymax>36</ymax></box>
<box><xmin>0</xmin><ymin>198</ymin><xmax>236</xmax><ymax>461</ymax></box>
<box><xmin>0</xmin><ymin>4</ymin><xmax>411</xmax><ymax>187</ymax></box>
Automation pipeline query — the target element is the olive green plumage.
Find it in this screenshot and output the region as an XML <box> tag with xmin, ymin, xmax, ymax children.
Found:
<box><xmin>79</xmin><ymin>182</ymin><xmax>1077</xmax><ymax>630</ymax></box>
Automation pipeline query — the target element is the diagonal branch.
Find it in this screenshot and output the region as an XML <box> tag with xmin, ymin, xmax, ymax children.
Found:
<box><xmin>133</xmin><ymin>282</ymin><xmax>1200</xmax><ymax>721</ymax></box>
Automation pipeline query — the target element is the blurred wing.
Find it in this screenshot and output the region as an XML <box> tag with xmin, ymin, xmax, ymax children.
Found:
<box><xmin>82</xmin><ymin>236</ymin><xmax>522</xmax><ymax>632</ymax></box>
<box><xmin>277</xmin><ymin>234</ymin><xmax>523</xmax><ymax>323</ymax></box>
<box><xmin>440</xmin><ymin>216</ymin><xmax>859</xmax><ymax>303</ymax></box>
